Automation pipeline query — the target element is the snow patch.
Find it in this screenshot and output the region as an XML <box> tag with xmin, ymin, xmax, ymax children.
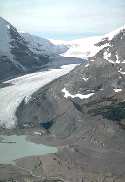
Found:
<box><xmin>62</xmin><ymin>88</ymin><xmax>94</xmax><ymax>99</ymax></box>
<box><xmin>24</xmin><ymin>95</ymin><xmax>32</xmax><ymax>104</ymax></box>
<box><xmin>116</xmin><ymin>54</ymin><xmax>120</xmax><ymax>64</ymax></box>
<box><xmin>103</xmin><ymin>51</ymin><xmax>121</xmax><ymax>64</ymax></box>
<box><xmin>118</xmin><ymin>69</ymin><xmax>125</xmax><ymax>75</ymax></box>
<box><xmin>113</xmin><ymin>89</ymin><xmax>122</xmax><ymax>93</ymax></box>
<box><xmin>82</xmin><ymin>77</ymin><xmax>89</xmax><ymax>82</ymax></box>
<box><xmin>6</xmin><ymin>25</ymin><xmax>10</xmax><ymax>29</ymax></box>
<box><xmin>103</xmin><ymin>51</ymin><xmax>111</xmax><ymax>61</ymax></box>
<box><xmin>34</xmin><ymin>131</ymin><xmax>42</xmax><ymax>136</ymax></box>
<box><xmin>85</xmin><ymin>64</ymin><xmax>90</xmax><ymax>68</ymax></box>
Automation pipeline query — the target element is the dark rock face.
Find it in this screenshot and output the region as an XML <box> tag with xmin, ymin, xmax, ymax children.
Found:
<box><xmin>9</xmin><ymin>27</ymin><xmax>50</xmax><ymax>71</ymax></box>
<box><xmin>0</xmin><ymin>17</ymin><xmax>50</xmax><ymax>82</ymax></box>
<box><xmin>21</xmin><ymin>33</ymin><xmax>69</xmax><ymax>56</ymax></box>
<box><xmin>0</xmin><ymin>56</ymin><xmax>21</xmax><ymax>81</ymax></box>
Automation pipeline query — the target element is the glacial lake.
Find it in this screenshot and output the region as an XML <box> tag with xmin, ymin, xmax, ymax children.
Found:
<box><xmin>0</xmin><ymin>135</ymin><xmax>57</xmax><ymax>164</ymax></box>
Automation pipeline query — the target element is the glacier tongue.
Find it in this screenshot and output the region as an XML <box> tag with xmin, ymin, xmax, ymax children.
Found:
<box><xmin>0</xmin><ymin>63</ymin><xmax>79</xmax><ymax>129</ymax></box>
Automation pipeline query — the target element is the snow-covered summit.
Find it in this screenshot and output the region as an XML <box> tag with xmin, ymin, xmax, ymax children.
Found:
<box><xmin>51</xmin><ymin>36</ymin><xmax>105</xmax><ymax>59</ymax></box>
<box><xmin>51</xmin><ymin>25</ymin><xmax>125</xmax><ymax>60</ymax></box>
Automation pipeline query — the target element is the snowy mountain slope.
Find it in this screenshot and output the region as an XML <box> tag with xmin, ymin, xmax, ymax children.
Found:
<box><xmin>50</xmin><ymin>36</ymin><xmax>102</xmax><ymax>59</ymax></box>
<box><xmin>91</xmin><ymin>25</ymin><xmax>125</xmax><ymax>65</ymax></box>
<box><xmin>51</xmin><ymin>25</ymin><xmax>125</xmax><ymax>60</ymax></box>
<box><xmin>21</xmin><ymin>33</ymin><xmax>68</xmax><ymax>57</ymax></box>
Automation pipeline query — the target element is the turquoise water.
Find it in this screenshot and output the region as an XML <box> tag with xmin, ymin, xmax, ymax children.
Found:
<box><xmin>0</xmin><ymin>135</ymin><xmax>57</xmax><ymax>164</ymax></box>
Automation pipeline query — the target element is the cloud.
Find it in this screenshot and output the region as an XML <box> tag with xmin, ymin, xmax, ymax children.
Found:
<box><xmin>0</xmin><ymin>0</ymin><xmax>125</xmax><ymax>37</ymax></box>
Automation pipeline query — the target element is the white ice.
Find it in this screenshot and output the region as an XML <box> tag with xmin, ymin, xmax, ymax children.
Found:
<box><xmin>62</xmin><ymin>88</ymin><xmax>94</xmax><ymax>99</ymax></box>
<box><xmin>51</xmin><ymin>36</ymin><xmax>103</xmax><ymax>59</ymax></box>
<box><xmin>0</xmin><ymin>64</ymin><xmax>78</xmax><ymax>129</ymax></box>
<box><xmin>113</xmin><ymin>89</ymin><xmax>122</xmax><ymax>93</ymax></box>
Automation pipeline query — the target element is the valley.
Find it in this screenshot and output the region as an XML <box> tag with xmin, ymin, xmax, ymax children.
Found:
<box><xmin>0</xmin><ymin>16</ymin><xmax>125</xmax><ymax>182</ymax></box>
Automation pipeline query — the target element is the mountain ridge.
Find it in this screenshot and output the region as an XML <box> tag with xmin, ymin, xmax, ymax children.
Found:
<box><xmin>0</xmin><ymin>17</ymin><xmax>68</xmax><ymax>82</ymax></box>
<box><xmin>14</xmin><ymin>23</ymin><xmax>125</xmax><ymax>182</ymax></box>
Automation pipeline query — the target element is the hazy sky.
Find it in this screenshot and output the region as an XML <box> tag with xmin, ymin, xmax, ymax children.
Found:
<box><xmin>0</xmin><ymin>0</ymin><xmax>125</xmax><ymax>39</ymax></box>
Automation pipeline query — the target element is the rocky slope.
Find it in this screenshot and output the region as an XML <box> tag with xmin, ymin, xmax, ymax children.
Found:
<box><xmin>22</xmin><ymin>33</ymin><xmax>68</xmax><ymax>57</ymax></box>
<box><xmin>14</xmin><ymin>25</ymin><xmax>125</xmax><ymax>181</ymax></box>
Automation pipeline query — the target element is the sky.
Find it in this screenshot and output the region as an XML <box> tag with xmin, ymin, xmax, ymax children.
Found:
<box><xmin>0</xmin><ymin>0</ymin><xmax>125</xmax><ymax>40</ymax></box>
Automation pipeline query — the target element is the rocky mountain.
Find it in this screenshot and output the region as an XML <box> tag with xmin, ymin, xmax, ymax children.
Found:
<box><xmin>17</xmin><ymin>25</ymin><xmax>125</xmax><ymax>133</ymax></box>
<box><xmin>22</xmin><ymin>33</ymin><xmax>68</xmax><ymax>57</ymax></box>
<box><xmin>0</xmin><ymin>17</ymin><xmax>68</xmax><ymax>82</ymax></box>
<box><xmin>15</xmin><ymin>25</ymin><xmax>125</xmax><ymax>181</ymax></box>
